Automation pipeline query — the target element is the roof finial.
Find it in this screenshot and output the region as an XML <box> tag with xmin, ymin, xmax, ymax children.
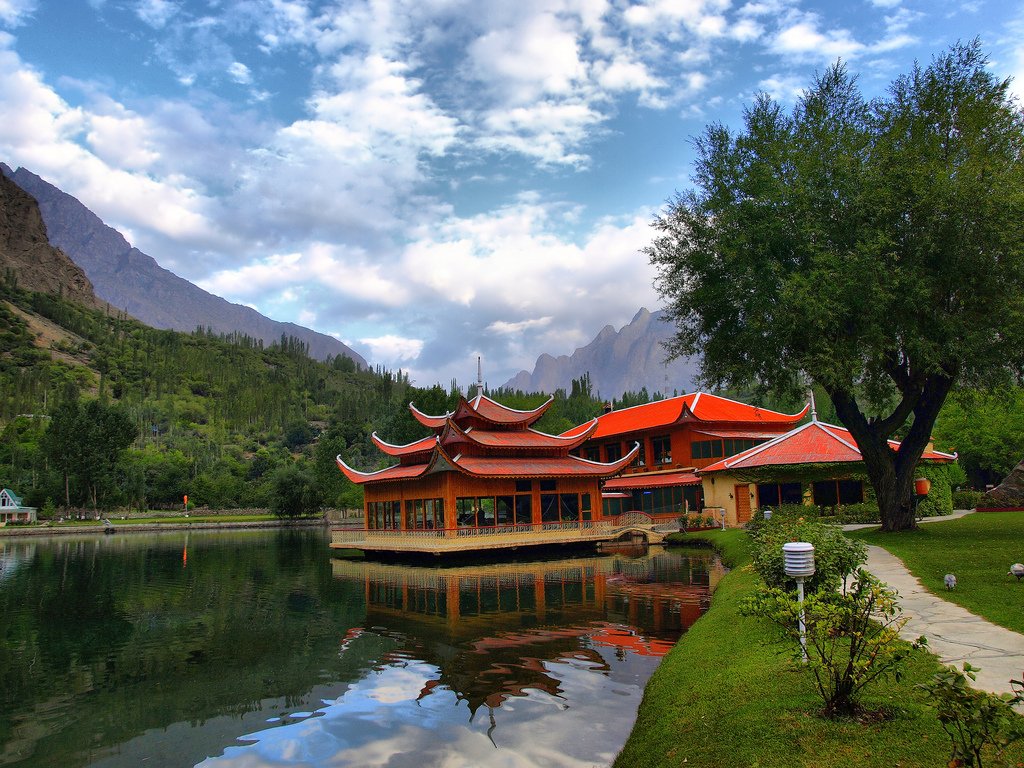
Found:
<box><xmin>476</xmin><ymin>356</ymin><xmax>483</xmax><ymax>399</ymax></box>
<box><xmin>809</xmin><ymin>386</ymin><xmax>818</xmax><ymax>423</ymax></box>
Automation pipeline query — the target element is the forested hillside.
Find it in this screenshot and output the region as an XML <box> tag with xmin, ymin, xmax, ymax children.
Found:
<box><xmin>0</xmin><ymin>279</ymin><xmax>619</xmax><ymax>513</ymax></box>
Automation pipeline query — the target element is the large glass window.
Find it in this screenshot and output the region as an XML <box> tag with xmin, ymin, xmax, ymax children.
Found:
<box><xmin>584</xmin><ymin>446</ymin><xmax>600</xmax><ymax>462</ymax></box>
<box><xmin>404</xmin><ymin>498</ymin><xmax>444</xmax><ymax>529</ymax></box>
<box><xmin>541</xmin><ymin>493</ymin><xmax>560</xmax><ymax>523</ymax></box>
<box><xmin>692</xmin><ymin>439</ymin><xmax>724</xmax><ymax>460</ymax></box>
<box><xmin>367</xmin><ymin>500</ymin><xmax>401</xmax><ymax>529</ymax></box>
<box><xmin>515</xmin><ymin>495</ymin><xmax>532</xmax><ymax>525</ymax></box>
<box><xmin>605</xmin><ymin>443</ymin><xmax>622</xmax><ymax>462</ymax></box>
<box><xmin>812</xmin><ymin>480</ymin><xmax>862</xmax><ymax>507</ymax></box>
<box><xmin>757</xmin><ymin>483</ymin><xmax>803</xmax><ymax>507</ymax></box>
<box><xmin>652</xmin><ymin>435</ymin><xmax>672</xmax><ymax>465</ymax></box>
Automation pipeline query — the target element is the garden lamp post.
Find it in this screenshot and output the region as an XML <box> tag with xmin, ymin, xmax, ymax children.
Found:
<box><xmin>763</xmin><ymin>508</ymin><xmax>773</xmax><ymax>521</ymax></box>
<box><xmin>783</xmin><ymin>541</ymin><xmax>815</xmax><ymax>663</ymax></box>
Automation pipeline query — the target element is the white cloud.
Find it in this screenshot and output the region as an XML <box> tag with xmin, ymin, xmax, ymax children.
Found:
<box><xmin>227</xmin><ymin>61</ymin><xmax>252</xmax><ymax>85</ymax></box>
<box><xmin>359</xmin><ymin>334</ymin><xmax>424</xmax><ymax>362</ymax></box>
<box><xmin>135</xmin><ymin>0</ymin><xmax>178</xmax><ymax>29</ymax></box>
<box><xmin>771</xmin><ymin>17</ymin><xmax>864</xmax><ymax>61</ymax></box>
<box><xmin>0</xmin><ymin>0</ymin><xmax>35</xmax><ymax>27</ymax></box>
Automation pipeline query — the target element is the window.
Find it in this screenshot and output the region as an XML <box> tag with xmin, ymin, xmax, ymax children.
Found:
<box><xmin>367</xmin><ymin>500</ymin><xmax>401</xmax><ymax>529</ymax></box>
<box><xmin>541</xmin><ymin>493</ymin><xmax>584</xmax><ymax>524</ymax></box>
<box><xmin>584</xmin><ymin>446</ymin><xmax>600</xmax><ymax>462</ymax></box>
<box><xmin>605</xmin><ymin>443</ymin><xmax>622</xmax><ymax>462</ymax></box>
<box><xmin>540</xmin><ymin>479</ymin><xmax>556</xmax><ymax>492</ymax></box>
<box><xmin>723</xmin><ymin>438</ymin><xmax>765</xmax><ymax>456</ymax></box>
<box><xmin>515</xmin><ymin>495</ymin><xmax>532</xmax><ymax>525</ymax></box>
<box><xmin>515</xmin><ymin>479</ymin><xmax>532</xmax><ymax>493</ymax></box>
<box><xmin>652</xmin><ymin>435</ymin><xmax>672</xmax><ymax>464</ymax></box>
<box><xmin>405</xmin><ymin>498</ymin><xmax>444</xmax><ymax>529</ymax></box>
<box><xmin>812</xmin><ymin>480</ymin><xmax>863</xmax><ymax>507</ymax></box>
<box><xmin>692</xmin><ymin>439</ymin><xmax>724</xmax><ymax>460</ymax></box>
<box><xmin>757</xmin><ymin>483</ymin><xmax>803</xmax><ymax>507</ymax></box>
<box><xmin>636</xmin><ymin>442</ymin><xmax>646</xmax><ymax>466</ymax></box>
<box><xmin>581</xmin><ymin>493</ymin><xmax>592</xmax><ymax>521</ymax></box>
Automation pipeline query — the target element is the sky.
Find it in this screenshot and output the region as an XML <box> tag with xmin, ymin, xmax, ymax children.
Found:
<box><xmin>1</xmin><ymin>0</ymin><xmax>1022</xmax><ymax>389</ymax></box>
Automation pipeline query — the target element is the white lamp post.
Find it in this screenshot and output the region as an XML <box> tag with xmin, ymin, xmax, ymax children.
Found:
<box><xmin>783</xmin><ymin>541</ymin><xmax>815</xmax><ymax>663</ymax></box>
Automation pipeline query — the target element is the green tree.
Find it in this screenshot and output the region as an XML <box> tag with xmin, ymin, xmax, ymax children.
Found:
<box><xmin>648</xmin><ymin>42</ymin><xmax>1024</xmax><ymax>531</ymax></box>
<box><xmin>42</xmin><ymin>397</ymin><xmax>137</xmax><ymax>509</ymax></box>
<box><xmin>269</xmin><ymin>463</ymin><xmax>323</xmax><ymax>518</ymax></box>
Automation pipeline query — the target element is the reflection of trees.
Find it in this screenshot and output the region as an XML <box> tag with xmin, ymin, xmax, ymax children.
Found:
<box><xmin>332</xmin><ymin>548</ymin><xmax>718</xmax><ymax>715</ymax></box>
<box><xmin>0</xmin><ymin>530</ymin><xmax>369</xmax><ymax>767</ymax></box>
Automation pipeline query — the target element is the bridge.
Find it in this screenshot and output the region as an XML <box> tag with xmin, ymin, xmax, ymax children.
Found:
<box><xmin>330</xmin><ymin>513</ymin><xmax>678</xmax><ymax>555</ymax></box>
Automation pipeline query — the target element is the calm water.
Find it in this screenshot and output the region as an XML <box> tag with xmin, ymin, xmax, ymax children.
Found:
<box><xmin>0</xmin><ymin>529</ymin><xmax>720</xmax><ymax>768</ymax></box>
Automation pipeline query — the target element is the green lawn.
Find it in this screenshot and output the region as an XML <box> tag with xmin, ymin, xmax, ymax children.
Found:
<box><xmin>616</xmin><ymin>529</ymin><xmax>1024</xmax><ymax>768</ymax></box>
<box><xmin>849</xmin><ymin>511</ymin><xmax>1024</xmax><ymax>634</ymax></box>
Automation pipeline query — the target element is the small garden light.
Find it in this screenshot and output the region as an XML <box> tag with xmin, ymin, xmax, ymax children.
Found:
<box><xmin>783</xmin><ymin>541</ymin><xmax>815</xmax><ymax>663</ymax></box>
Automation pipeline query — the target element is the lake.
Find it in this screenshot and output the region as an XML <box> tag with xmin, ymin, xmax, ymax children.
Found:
<box><xmin>0</xmin><ymin>528</ymin><xmax>720</xmax><ymax>767</ymax></box>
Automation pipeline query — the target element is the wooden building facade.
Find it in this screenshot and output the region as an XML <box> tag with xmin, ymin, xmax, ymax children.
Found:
<box><xmin>334</xmin><ymin>394</ymin><xmax>638</xmax><ymax>553</ymax></box>
<box><xmin>562</xmin><ymin>393</ymin><xmax>808</xmax><ymax>521</ymax></box>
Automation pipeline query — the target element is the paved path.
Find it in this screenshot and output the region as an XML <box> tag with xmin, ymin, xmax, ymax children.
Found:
<box><xmin>849</xmin><ymin>512</ymin><xmax>1024</xmax><ymax>696</ymax></box>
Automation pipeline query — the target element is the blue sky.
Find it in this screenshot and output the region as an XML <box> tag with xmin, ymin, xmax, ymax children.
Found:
<box><xmin>1</xmin><ymin>0</ymin><xmax>1021</xmax><ymax>389</ymax></box>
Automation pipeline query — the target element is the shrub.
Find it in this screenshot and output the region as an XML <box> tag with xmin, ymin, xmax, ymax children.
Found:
<box><xmin>918</xmin><ymin>663</ymin><xmax>1024</xmax><ymax>767</ymax></box>
<box><xmin>953</xmin><ymin>489</ymin><xmax>994</xmax><ymax>510</ymax></box>
<box><xmin>745</xmin><ymin>568</ymin><xmax>921</xmax><ymax>718</ymax></box>
<box><xmin>750</xmin><ymin>515</ymin><xmax>867</xmax><ymax>593</ymax></box>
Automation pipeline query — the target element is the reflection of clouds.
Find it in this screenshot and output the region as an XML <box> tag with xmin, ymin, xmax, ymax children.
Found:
<box><xmin>200</xmin><ymin>652</ymin><xmax>652</xmax><ymax>768</ymax></box>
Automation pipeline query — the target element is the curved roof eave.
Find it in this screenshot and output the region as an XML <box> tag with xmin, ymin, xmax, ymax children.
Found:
<box><xmin>370</xmin><ymin>432</ymin><xmax>437</xmax><ymax>456</ymax></box>
<box><xmin>335</xmin><ymin>454</ymin><xmax>425</xmax><ymax>485</ymax></box>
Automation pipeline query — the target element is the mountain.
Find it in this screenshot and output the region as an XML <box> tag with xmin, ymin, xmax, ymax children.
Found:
<box><xmin>0</xmin><ymin>171</ymin><xmax>105</xmax><ymax>311</ymax></box>
<box><xmin>503</xmin><ymin>308</ymin><xmax>701</xmax><ymax>399</ymax></box>
<box><xmin>1</xmin><ymin>164</ymin><xmax>367</xmax><ymax>367</ymax></box>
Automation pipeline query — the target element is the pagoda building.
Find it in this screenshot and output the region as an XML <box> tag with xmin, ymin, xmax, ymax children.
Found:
<box><xmin>562</xmin><ymin>393</ymin><xmax>809</xmax><ymax>521</ymax></box>
<box><xmin>334</xmin><ymin>393</ymin><xmax>638</xmax><ymax>554</ymax></box>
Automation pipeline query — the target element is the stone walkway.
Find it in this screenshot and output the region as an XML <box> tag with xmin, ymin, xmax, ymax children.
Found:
<box><xmin>849</xmin><ymin>512</ymin><xmax>1024</xmax><ymax>696</ymax></box>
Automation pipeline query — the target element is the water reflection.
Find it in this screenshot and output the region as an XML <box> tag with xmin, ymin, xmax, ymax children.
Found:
<box><xmin>0</xmin><ymin>532</ymin><xmax>720</xmax><ymax>768</ymax></box>
<box><xmin>203</xmin><ymin>550</ymin><xmax>720</xmax><ymax>768</ymax></box>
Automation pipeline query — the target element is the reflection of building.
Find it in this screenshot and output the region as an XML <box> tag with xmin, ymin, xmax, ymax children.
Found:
<box><xmin>331</xmin><ymin>551</ymin><xmax>718</xmax><ymax>713</ymax></box>
<box><xmin>333</xmin><ymin>394</ymin><xmax>638</xmax><ymax>554</ymax></box>
<box><xmin>562</xmin><ymin>394</ymin><xmax>807</xmax><ymax>521</ymax></box>
<box><xmin>0</xmin><ymin>488</ymin><xmax>36</xmax><ymax>524</ymax></box>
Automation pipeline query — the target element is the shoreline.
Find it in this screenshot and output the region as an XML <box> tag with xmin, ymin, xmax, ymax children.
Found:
<box><xmin>0</xmin><ymin>517</ymin><xmax>328</xmax><ymax>538</ymax></box>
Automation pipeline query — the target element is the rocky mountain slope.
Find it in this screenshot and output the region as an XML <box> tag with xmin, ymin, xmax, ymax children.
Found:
<box><xmin>1</xmin><ymin>164</ymin><xmax>367</xmax><ymax>367</ymax></box>
<box><xmin>503</xmin><ymin>308</ymin><xmax>700</xmax><ymax>398</ymax></box>
<box><xmin>0</xmin><ymin>171</ymin><xmax>105</xmax><ymax>311</ymax></box>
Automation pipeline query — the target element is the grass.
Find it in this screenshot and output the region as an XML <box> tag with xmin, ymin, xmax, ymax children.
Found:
<box><xmin>849</xmin><ymin>511</ymin><xmax>1024</xmax><ymax>634</ymax></box>
<box><xmin>616</xmin><ymin>528</ymin><xmax>1024</xmax><ymax>768</ymax></box>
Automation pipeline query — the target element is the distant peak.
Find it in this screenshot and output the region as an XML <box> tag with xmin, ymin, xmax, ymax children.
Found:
<box><xmin>630</xmin><ymin>307</ymin><xmax>651</xmax><ymax>324</ymax></box>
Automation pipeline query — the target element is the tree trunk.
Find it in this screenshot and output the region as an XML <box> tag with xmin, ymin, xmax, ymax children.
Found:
<box><xmin>825</xmin><ymin>373</ymin><xmax>953</xmax><ymax>533</ymax></box>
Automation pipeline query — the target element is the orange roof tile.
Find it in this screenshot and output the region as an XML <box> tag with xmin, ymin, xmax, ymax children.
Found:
<box><xmin>603</xmin><ymin>471</ymin><xmax>701</xmax><ymax>490</ymax></box>
<box><xmin>562</xmin><ymin>392</ymin><xmax>808</xmax><ymax>440</ymax></box>
<box><xmin>370</xmin><ymin>433</ymin><xmax>437</xmax><ymax>457</ymax></box>
<box><xmin>439</xmin><ymin>419</ymin><xmax>598</xmax><ymax>452</ymax></box>
<box><xmin>699</xmin><ymin>421</ymin><xmax>957</xmax><ymax>473</ymax></box>
<box><xmin>337</xmin><ymin>441</ymin><xmax>638</xmax><ymax>485</ymax></box>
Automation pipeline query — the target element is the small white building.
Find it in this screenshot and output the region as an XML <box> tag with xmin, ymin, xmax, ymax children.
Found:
<box><xmin>0</xmin><ymin>489</ymin><xmax>37</xmax><ymax>524</ymax></box>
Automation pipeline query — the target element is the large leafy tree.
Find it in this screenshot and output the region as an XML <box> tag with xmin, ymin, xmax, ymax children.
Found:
<box><xmin>648</xmin><ymin>42</ymin><xmax>1024</xmax><ymax>531</ymax></box>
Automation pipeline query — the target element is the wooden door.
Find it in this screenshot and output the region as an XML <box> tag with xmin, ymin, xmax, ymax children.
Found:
<box><xmin>735</xmin><ymin>484</ymin><xmax>751</xmax><ymax>524</ymax></box>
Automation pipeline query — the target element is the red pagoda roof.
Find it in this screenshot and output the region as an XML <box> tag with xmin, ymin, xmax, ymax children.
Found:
<box><xmin>370</xmin><ymin>433</ymin><xmax>437</xmax><ymax>457</ymax></box>
<box><xmin>410</xmin><ymin>393</ymin><xmax>554</xmax><ymax>430</ymax></box>
<box><xmin>439</xmin><ymin>418</ymin><xmax>599</xmax><ymax>452</ymax></box>
<box><xmin>603</xmin><ymin>470</ymin><xmax>702</xmax><ymax>491</ymax></box>
<box><xmin>561</xmin><ymin>392</ymin><xmax>808</xmax><ymax>440</ymax></box>
<box><xmin>699</xmin><ymin>421</ymin><xmax>957</xmax><ymax>473</ymax></box>
<box><xmin>337</xmin><ymin>441</ymin><xmax>638</xmax><ymax>485</ymax></box>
